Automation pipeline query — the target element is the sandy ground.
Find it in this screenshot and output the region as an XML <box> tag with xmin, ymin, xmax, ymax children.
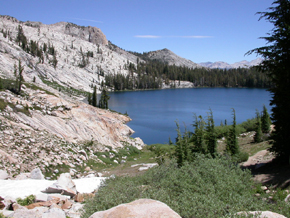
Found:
<box><xmin>0</xmin><ymin>177</ymin><xmax>106</xmax><ymax>199</ymax></box>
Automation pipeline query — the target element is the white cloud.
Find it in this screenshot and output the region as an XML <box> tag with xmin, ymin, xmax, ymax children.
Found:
<box><xmin>134</xmin><ymin>35</ymin><xmax>161</xmax><ymax>38</ymax></box>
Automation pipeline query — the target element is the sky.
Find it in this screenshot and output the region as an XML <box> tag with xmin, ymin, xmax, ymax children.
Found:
<box><xmin>0</xmin><ymin>0</ymin><xmax>274</xmax><ymax>64</ymax></box>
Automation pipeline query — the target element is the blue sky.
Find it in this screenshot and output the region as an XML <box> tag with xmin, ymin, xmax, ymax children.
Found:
<box><xmin>1</xmin><ymin>0</ymin><xmax>274</xmax><ymax>63</ymax></box>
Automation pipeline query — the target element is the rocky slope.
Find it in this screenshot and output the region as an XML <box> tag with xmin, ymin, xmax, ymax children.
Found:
<box><xmin>0</xmin><ymin>15</ymin><xmax>139</xmax><ymax>94</ymax></box>
<box><xmin>0</xmin><ymin>85</ymin><xmax>143</xmax><ymax>178</ymax></box>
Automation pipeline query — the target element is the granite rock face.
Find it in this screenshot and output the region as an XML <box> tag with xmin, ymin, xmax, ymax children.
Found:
<box><xmin>0</xmin><ymin>88</ymin><xmax>144</xmax><ymax>177</ymax></box>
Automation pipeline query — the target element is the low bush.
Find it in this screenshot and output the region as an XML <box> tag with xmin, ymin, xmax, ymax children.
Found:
<box><xmin>16</xmin><ymin>195</ymin><xmax>35</xmax><ymax>206</ymax></box>
<box><xmin>215</xmin><ymin>118</ymin><xmax>257</xmax><ymax>139</ymax></box>
<box><xmin>81</xmin><ymin>155</ymin><xmax>290</xmax><ymax>218</ymax></box>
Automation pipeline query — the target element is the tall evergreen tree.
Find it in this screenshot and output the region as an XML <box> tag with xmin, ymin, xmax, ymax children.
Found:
<box><xmin>261</xmin><ymin>105</ymin><xmax>271</xmax><ymax>133</ymax></box>
<box><xmin>192</xmin><ymin>114</ymin><xmax>207</xmax><ymax>154</ymax></box>
<box><xmin>226</xmin><ymin>109</ymin><xmax>239</xmax><ymax>155</ymax></box>
<box><xmin>247</xmin><ymin>0</ymin><xmax>290</xmax><ymax>161</ymax></box>
<box><xmin>99</xmin><ymin>88</ymin><xmax>110</xmax><ymax>109</ymax></box>
<box><xmin>206</xmin><ymin>109</ymin><xmax>217</xmax><ymax>157</ymax></box>
<box><xmin>254</xmin><ymin>109</ymin><xmax>263</xmax><ymax>143</ymax></box>
<box><xmin>92</xmin><ymin>86</ymin><xmax>97</xmax><ymax>107</ymax></box>
<box><xmin>174</xmin><ymin>122</ymin><xmax>191</xmax><ymax>167</ymax></box>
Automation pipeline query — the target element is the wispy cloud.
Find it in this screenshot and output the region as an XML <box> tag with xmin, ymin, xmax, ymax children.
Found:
<box><xmin>134</xmin><ymin>35</ymin><xmax>162</xmax><ymax>38</ymax></box>
<box><xmin>68</xmin><ymin>17</ymin><xmax>103</xmax><ymax>23</ymax></box>
<box><xmin>134</xmin><ymin>35</ymin><xmax>213</xmax><ymax>39</ymax></box>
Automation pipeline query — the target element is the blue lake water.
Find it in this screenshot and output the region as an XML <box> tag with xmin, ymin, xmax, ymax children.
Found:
<box><xmin>108</xmin><ymin>88</ymin><xmax>272</xmax><ymax>145</ymax></box>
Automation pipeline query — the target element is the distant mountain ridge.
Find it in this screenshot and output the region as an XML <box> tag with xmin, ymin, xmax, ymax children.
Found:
<box><xmin>198</xmin><ymin>58</ymin><xmax>263</xmax><ymax>69</ymax></box>
<box><xmin>144</xmin><ymin>48</ymin><xmax>202</xmax><ymax>69</ymax></box>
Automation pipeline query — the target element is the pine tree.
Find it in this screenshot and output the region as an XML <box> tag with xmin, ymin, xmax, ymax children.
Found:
<box><xmin>99</xmin><ymin>88</ymin><xmax>110</xmax><ymax>109</ymax></box>
<box><xmin>254</xmin><ymin>109</ymin><xmax>263</xmax><ymax>143</ymax></box>
<box><xmin>261</xmin><ymin>105</ymin><xmax>271</xmax><ymax>133</ymax></box>
<box><xmin>246</xmin><ymin>0</ymin><xmax>290</xmax><ymax>161</ymax></box>
<box><xmin>174</xmin><ymin>122</ymin><xmax>185</xmax><ymax>167</ymax></box>
<box><xmin>92</xmin><ymin>86</ymin><xmax>97</xmax><ymax>107</ymax></box>
<box><xmin>192</xmin><ymin>114</ymin><xmax>207</xmax><ymax>154</ymax></box>
<box><xmin>226</xmin><ymin>109</ymin><xmax>239</xmax><ymax>155</ymax></box>
<box><xmin>206</xmin><ymin>109</ymin><xmax>217</xmax><ymax>157</ymax></box>
<box><xmin>174</xmin><ymin>122</ymin><xmax>191</xmax><ymax>167</ymax></box>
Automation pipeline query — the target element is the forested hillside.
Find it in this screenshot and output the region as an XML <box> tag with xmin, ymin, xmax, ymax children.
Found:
<box><xmin>105</xmin><ymin>59</ymin><xmax>271</xmax><ymax>91</ymax></box>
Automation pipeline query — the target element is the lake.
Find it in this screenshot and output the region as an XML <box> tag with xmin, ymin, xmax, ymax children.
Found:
<box><xmin>108</xmin><ymin>88</ymin><xmax>272</xmax><ymax>145</ymax></box>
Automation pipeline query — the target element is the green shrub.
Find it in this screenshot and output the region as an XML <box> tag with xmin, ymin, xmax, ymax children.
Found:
<box><xmin>272</xmin><ymin>188</ymin><xmax>288</xmax><ymax>202</ymax></box>
<box><xmin>232</xmin><ymin>151</ymin><xmax>249</xmax><ymax>163</ymax></box>
<box><xmin>16</xmin><ymin>195</ymin><xmax>35</xmax><ymax>206</ymax></box>
<box><xmin>81</xmin><ymin>155</ymin><xmax>290</xmax><ymax>218</ymax></box>
<box><xmin>147</xmin><ymin>143</ymin><xmax>175</xmax><ymax>164</ymax></box>
<box><xmin>215</xmin><ymin>118</ymin><xmax>257</xmax><ymax>139</ymax></box>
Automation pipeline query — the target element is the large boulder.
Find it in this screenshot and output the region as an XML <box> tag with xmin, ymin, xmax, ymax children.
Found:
<box><xmin>89</xmin><ymin>199</ymin><xmax>181</xmax><ymax>218</ymax></box>
<box><xmin>42</xmin><ymin>173</ymin><xmax>76</xmax><ymax>197</ymax></box>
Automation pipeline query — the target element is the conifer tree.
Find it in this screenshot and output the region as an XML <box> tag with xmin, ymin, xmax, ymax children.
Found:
<box><xmin>206</xmin><ymin>109</ymin><xmax>217</xmax><ymax>157</ymax></box>
<box><xmin>174</xmin><ymin>122</ymin><xmax>185</xmax><ymax>167</ymax></box>
<box><xmin>92</xmin><ymin>86</ymin><xmax>97</xmax><ymax>107</ymax></box>
<box><xmin>261</xmin><ymin>105</ymin><xmax>271</xmax><ymax>133</ymax></box>
<box><xmin>192</xmin><ymin>114</ymin><xmax>207</xmax><ymax>154</ymax></box>
<box><xmin>226</xmin><ymin>109</ymin><xmax>239</xmax><ymax>155</ymax></box>
<box><xmin>99</xmin><ymin>87</ymin><xmax>110</xmax><ymax>109</ymax></box>
<box><xmin>174</xmin><ymin>122</ymin><xmax>191</xmax><ymax>167</ymax></box>
<box><xmin>254</xmin><ymin>109</ymin><xmax>263</xmax><ymax>143</ymax></box>
<box><xmin>247</xmin><ymin>0</ymin><xmax>290</xmax><ymax>161</ymax></box>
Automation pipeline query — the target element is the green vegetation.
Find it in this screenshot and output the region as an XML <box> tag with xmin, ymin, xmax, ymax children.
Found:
<box><xmin>105</xmin><ymin>58</ymin><xmax>271</xmax><ymax>91</ymax></box>
<box><xmin>226</xmin><ymin>109</ymin><xmax>239</xmax><ymax>156</ymax></box>
<box><xmin>247</xmin><ymin>0</ymin><xmax>290</xmax><ymax>162</ymax></box>
<box><xmin>261</xmin><ymin>105</ymin><xmax>271</xmax><ymax>134</ymax></box>
<box><xmin>88</xmin><ymin>86</ymin><xmax>110</xmax><ymax>109</ymax></box>
<box><xmin>254</xmin><ymin>110</ymin><xmax>263</xmax><ymax>143</ymax></box>
<box><xmin>81</xmin><ymin>155</ymin><xmax>290</xmax><ymax>218</ymax></box>
<box><xmin>16</xmin><ymin>195</ymin><xmax>35</xmax><ymax>206</ymax></box>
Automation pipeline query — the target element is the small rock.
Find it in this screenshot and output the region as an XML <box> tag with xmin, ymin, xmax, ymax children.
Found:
<box><xmin>0</xmin><ymin>169</ymin><xmax>9</xmax><ymax>180</ymax></box>
<box><xmin>42</xmin><ymin>207</ymin><xmax>66</xmax><ymax>218</ymax></box>
<box><xmin>30</xmin><ymin>167</ymin><xmax>45</xmax><ymax>180</ymax></box>
<box><xmin>236</xmin><ymin>211</ymin><xmax>287</xmax><ymax>218</ymax></box>
<box><xmin>60</xmin><ymin>199</ymin><xmax>72</xmax><ymax>210</ymax></box>
<box><xmin>74</xmin><ymin>193</ymin><xmax>84</xmax><ymax>203</ymax></box>
<box><xmin>15</xmin><ymin>105</ymin><xmax>24</xmax><ymax>110</ymax></box>
<box><xmin>285</xmin><ymin>194</ymin><xmax>290</xmax><ymax>202</ymax></box>
<box><xmin>261</xmin><ymin>186</ymin><xmax>268</xmax><ymax>191</ymax></box>
<box><xmin>12</xmin><ymin>203</ymin><xmax>27</xmax><ymax>211</ymax></box>
<box><xmin>42</xmin><ymin>173</ymin><xmax>76</xmax><ymax>197</ymax></box>
<box><xmin>15</xmin><ymin>173</ymin><xmax>30</xmax><ymax>180</ymax></box>
<box><xmin>85</xmin><ymin>166</ymin><xmax>91</xmax><ymax>171</ymax></box>
<box><xmin>35</xmin><ymin>194</ymin><xmax>48</xmax><ymax>202</ymax></box>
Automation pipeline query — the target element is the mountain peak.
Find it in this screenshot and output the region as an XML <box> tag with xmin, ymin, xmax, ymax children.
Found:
<box><xmin>198</xmin><ymin>58</ymin><xmax>262</xmax><ymax>69</ymax></box>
